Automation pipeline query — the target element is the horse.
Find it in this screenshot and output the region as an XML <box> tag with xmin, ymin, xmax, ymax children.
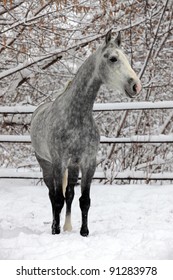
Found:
<box><xmin>30</xmin><ymin>30</ymin><xmax>142</xmax><ymax>237</ymax></box>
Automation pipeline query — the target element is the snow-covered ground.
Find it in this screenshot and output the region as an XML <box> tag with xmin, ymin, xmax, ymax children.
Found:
<box><xmin>0</xmin><ymin>179</ymin><xmax>173</xmax><ymax>260</ymax></box>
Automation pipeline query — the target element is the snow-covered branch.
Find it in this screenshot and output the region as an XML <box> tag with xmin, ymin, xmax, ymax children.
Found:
<box><xmin>0</xmin><ymin>0</ymin><xmax>24</xmax><ymax>16</ymax></box>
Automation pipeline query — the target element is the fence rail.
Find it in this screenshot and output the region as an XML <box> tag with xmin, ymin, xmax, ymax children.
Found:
<box><xmin>0</xmin><ymin>169</ymin><xmax>173</xmax><ymax>181</ymax></box>
<box><xmin>0</xmin><ymin>134</ymin><xmax>173</xmax><ymax>144</ymax></box>
<box><xmin>1</xmin><ymin>101</ymin><xmax>173</xmax><ymax>114</ymax></box>
<box><xmin>1</xmin><ymin>101</ymin><xmax>173</xmax><ymax>181</ymax></box>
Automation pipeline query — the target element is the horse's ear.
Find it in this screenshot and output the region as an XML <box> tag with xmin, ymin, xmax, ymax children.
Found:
<box><xmin>115</xmin><ymin>31</ymin><xmax>121</xmax><ymax>47</ymax></box>
<box><xmin>105</xmin><ymin>30</ymin><xmax>112</xmax><ymax>44</ymax></box>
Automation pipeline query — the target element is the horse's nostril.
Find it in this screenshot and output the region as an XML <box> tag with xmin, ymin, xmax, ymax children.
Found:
<box><xmin>132</xmin><ymin>84</ymin><xmax>136</xmax><ymax>93</ymax></box>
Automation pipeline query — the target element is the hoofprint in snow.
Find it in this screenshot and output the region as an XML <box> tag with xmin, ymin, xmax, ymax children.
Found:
<box><xmin>0</xmin><ymin>179</ymin><xmax>173</xmax><ymax>260</ymax></box>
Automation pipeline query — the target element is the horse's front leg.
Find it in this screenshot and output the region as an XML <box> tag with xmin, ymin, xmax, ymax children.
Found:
<box><xmin>79</xmin><ymin>158</ymin><xmax>96</xmax><ymax>237</ymax></box>
<box><xmin>63</xmin><ymin>165</ymin><xmax>79</xmax><ymax>232</ymax></box>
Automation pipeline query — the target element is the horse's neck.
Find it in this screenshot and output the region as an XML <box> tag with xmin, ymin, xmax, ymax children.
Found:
<box><xmin>65</xmin><ymin>52</ymin><xmax>102</xmax><ymax>115</ymax></box>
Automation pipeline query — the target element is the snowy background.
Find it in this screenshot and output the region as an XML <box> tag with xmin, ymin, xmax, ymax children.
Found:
<box><xmin>0</xmin><ymin>179</ymin><xmax>173</xmax><ymax>260</ymax></box>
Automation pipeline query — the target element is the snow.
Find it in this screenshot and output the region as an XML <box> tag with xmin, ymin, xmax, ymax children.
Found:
<box><xmin>0</xmin><ymin>179</ymin><xmax>173</xmax><ymax>260</ymax></box>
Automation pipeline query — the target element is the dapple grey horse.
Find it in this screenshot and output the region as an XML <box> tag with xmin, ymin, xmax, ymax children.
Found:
<box><xmin>30</xmin><ymin>31</ymin><xmax>141</xmax><ymax>236</ymax></box>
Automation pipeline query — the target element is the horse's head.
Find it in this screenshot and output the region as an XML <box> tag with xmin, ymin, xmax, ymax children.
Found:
<box><xmin>98</xmin><ymin>30</ymin><xmax>141</xmax><ymax>98</ymax></box>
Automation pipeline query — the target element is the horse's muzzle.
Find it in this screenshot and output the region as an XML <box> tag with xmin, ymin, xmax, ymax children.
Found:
<box><xmin>125</xmin><ymin>78</ymin><xmax>142</xmax><ymax>98</ymax></box>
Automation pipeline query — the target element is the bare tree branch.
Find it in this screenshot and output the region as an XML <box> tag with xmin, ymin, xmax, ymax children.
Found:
<box><xmin>0</xmin><ymin>0</ymin><xmax>25</xmax><ymax>16</ymax></box>
<box><xmin>139</xmin><ymin>0</ymin><xmax>170</xmax><ymax>79</ymax></box>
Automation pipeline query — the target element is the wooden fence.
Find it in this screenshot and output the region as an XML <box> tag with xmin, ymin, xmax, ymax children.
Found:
<box><xmin>1</xmin><ymin>101</ymin><xmax>173</xmax><ymax>181</ymax></box>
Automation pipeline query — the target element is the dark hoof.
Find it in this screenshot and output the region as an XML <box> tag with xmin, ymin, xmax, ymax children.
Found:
<box><xmin>80</xmin><ymin>227</ymin><xmax>89</xmax><ymax>237</ymax></box>
<box><xmin>52</xmin><ymin>225</ymin><xmax>60</xmax><ymax>235</ymax></box>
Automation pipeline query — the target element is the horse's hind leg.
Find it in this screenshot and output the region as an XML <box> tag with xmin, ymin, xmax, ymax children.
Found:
<box><xmin>35</xmin><ymin>154</ymin><xmax>64</xmax><ymax>234</ymax></box>
<box><xmin>63</xmin><ymin>165</ymin><xmax>79</xmax><ymax>232</ymax></box>
<box><xmin>80</xmin><ymin>158</ymin><xmax>96</xmax><ymax>237</ymax></box>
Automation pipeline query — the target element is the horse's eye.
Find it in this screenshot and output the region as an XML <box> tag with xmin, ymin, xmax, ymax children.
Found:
<box><xmin>109</xmin><ymin>56</ymin><xmax>118</xmax><ymax>63</ymax></box>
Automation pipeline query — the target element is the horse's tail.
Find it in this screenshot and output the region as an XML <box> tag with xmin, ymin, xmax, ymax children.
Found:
<box><xmin>62</xmin><ymin>169</ymin><xmax>68</xmax><ymax>197</ymax></box>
